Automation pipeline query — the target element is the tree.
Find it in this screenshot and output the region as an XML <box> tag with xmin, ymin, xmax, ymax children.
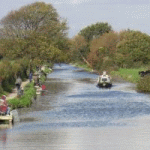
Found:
<box><xmin>79</xmin><ymin>22</ymin><xmax>113</xmax><ymax>42</ymax></box>
<box><xmin>0</xmin><ymin>2</ymin><xmax>69</xmax><ymax>66</ymax></box>
<box><xmin>0</xmin><ymin>2</ymin><xmax>67</xmax><ymax>40</ymax></box>
<box><xmin>87</xmin><ymin>32</ymin><xmax>119</xmax><ymax>71</ymax></box>
<box><xmin>116</xmin><ymin>30</ymin><xmax>150</xmax><ymax>68</ymax></box>
<box><xmin>69</xmin><ymin>35</ymin><xmax>91</xmax><ymax>66</ymax></box>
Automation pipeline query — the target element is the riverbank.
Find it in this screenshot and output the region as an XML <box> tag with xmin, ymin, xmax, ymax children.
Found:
<box><xmin>72</xmin><ymin>62</ymin><xmax>150</xmax><ymax>92</ymax></box>
<box><xmin>8</xmin><ymin>82</ymin><xmax>36</xmax><ymax>110</ymax></box>
<box><xmin>7</xmin><ymin>65</ymin><xmax>52</xmax><ymax>110</ymax></box>
<box><xmin>110</xmin><ymin>68</ymin><xmax>146</xmax><ymax>83</ymax></box>
<box><xmin>7</xmin><ymin>79</ymin><xmax>29</xmax><ymax>100</ymax></box>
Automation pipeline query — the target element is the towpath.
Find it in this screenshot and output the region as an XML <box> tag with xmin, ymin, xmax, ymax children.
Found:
<box><xmin>6</xmin><ymin>79</ymin><xmax>29</xmax><ymax>100</ymax></box>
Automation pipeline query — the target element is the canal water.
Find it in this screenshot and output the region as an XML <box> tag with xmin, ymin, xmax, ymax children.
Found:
<box><xmin>1</xmin><ymin>64</ymin><xmax>150</xmax><ymax>150</ymax></box>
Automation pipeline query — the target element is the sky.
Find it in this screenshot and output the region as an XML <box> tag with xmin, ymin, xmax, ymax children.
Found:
<box><xmin>0</xmin><ymin>0</ymin><xmax>150</xmax><ymax>38</ymax></box>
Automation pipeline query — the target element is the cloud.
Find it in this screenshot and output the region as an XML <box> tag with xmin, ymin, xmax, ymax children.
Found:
<box><xmin>71</xmin><ymin>0</ymin><xmax>90</xmax><ymax>5</ymax></box>
<box><xmin>49</xmin><ymin>0</ymin><xmax>90</xmax><ymax>5</ymax></box>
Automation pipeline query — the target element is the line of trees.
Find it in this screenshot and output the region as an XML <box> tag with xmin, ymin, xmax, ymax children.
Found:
<box><xmin>69</xmin><ymin>22</ymin><xmax>150</xmax><ymax>72</ymax></box>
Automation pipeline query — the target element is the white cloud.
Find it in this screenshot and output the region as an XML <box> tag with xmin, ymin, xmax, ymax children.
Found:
<box><xmin>69</xmin><ymin>0</ymin><xmax>91</xmax><ymax>5</ymax></box>
<box><xmin>48</xmin><ymin>0</ymin><xmax>91</xmax><ymax>5</ymax></box>
<box><xmin>45</xmin><ymin>0</ymin><xmax>91</xmax><ymax>5</ymax></box>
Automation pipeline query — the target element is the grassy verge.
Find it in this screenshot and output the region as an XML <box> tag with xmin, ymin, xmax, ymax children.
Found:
<box><xmin>8</xmin><ymin>82</ymin><xmax>36</xmax><ymax>110</ymax></box>
<box><xmin>111</xmin><ymin>67</ymin><xmax>150</xmax><ymax>92</ymax></box>
<box><xmin>110</xmin><ymin>68</ymin><xmax>147</xmax><ymax>83</ymax></box>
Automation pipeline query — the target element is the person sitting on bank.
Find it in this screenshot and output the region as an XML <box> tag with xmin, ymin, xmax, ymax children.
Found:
<box><xmin>1</xmin><ymin>95</ymin><xmax>10</xmax><ymax>115</ymax></box>
<box><xmin>0</xmin><ymin>95</ymin><xmax>10</xmax><ymax>115</ymax></box>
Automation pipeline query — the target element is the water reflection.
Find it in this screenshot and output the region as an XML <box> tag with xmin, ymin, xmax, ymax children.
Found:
<box><xmin>0</xmin><ymin>129</ymin><xmax>7</xmax><ymax>148</ymax></box>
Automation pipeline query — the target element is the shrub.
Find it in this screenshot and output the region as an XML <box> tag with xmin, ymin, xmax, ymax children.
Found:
<box><xmin>116</xmin><ymin>30</ymin><xmax>150</xmax><ymax>68</ymax></box>
<box><xmin>0</xmin><ymin>58</ymin><xmax>30</xmax><ymax>95</ymax></box>
<box><xmin>137</xmin><ymin>76</ymin><xmax>150</xmax><ymax>92</ymax></box>
<box><xmin>2</xmin><ymin>79</ymin><xmax>12</xmax><ymax>92</ymax></box>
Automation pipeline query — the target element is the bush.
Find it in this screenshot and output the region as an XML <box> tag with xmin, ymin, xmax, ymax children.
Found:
<box><xmin>137</xmin><ymin>76</ymin><xmax>150</xmax><ymax>92</ymax></box>
<box><xmin>0</xmin><ymin>58</ymin><xmax>30</xmax><ymax>95</ymax></box>
<box><xmin>116</xmin><ymin>30</ymin><xmax>150</xmax><ymax>68</ymax></box>
<box><xmin>2</xmin><ymin>79</ymin><xmax>12</xmax><ymax>92</ymax></box>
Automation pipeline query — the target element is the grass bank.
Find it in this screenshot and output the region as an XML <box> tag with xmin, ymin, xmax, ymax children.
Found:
<box><xmin>111</xmin><ymin>67</ymin><xmax>150</xmax><ymax>92</ymax></box>
<box><xmin>110</xmin><ymin>68</ymin><xmax>145</xmax><ymax>83</ymax></box>
<box><xmin>8</xmin><ymin>82</ymin><xmax>36</xmax><ymax>110</ymax></box>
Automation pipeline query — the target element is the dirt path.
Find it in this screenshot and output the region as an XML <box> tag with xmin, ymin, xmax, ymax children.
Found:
<box><xmin>6</xmin><ymin>79</ymin><xmax>30</xmax><ymax>100</ymax></box>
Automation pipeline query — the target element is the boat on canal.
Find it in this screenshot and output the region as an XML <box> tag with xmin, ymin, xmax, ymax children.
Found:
<box><xmin>97</xmin><ymin>71</ymin><xmax>112</xmax><ymax>88</ymax></box>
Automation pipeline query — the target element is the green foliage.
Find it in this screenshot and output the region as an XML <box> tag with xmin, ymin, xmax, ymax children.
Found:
<box><xmin>0</xmin><ymin>60</ymin><xmax>12</xmax><ymax>79</ymax></box>
<box><xmin>116</xmin><ymin>30</ymin><xmax>150</xmax><ymax>68</ymax></box>
<box><xmin>43</xmin><ymin>67</ymin><xmax>52</xmax><ymax>74</ymax></box>
<box><xmin>0</xmin><ymin>58</ymin><xmax>29</xmax><ymax>94</ymax></box>
<box><xmin>79</xmin><ymin>22</ymin><xmax>112</xmax><ymax>42</ymax></box>
<box><xmin>1</xmin><ymin>2</ymin><xmax>62</xmax><ymax>39</ymax></box>
<box><xmin>111</xmin><ymin>68</ymin><xmax>144</xmax><ymax>83</ymax></box>
<box><xmin>70</xmin><ymin>35</ymin><xmax>89</xmax><ymax>62</ymax></box>
<box><xmin>0</xmin><ymin>85</ymin><xmax>3</xmax><ymax>94</ymax></box>
<box><xmin>39</xmin><ymin>74</ymin><xmax>46</xmax><ymax>84</ymax></box>
<box><xmin>0</xmin><ymin>2</ymin><xmax>69</xmax><ymax>65</ymax></box>
<box><xmin>2</xmin><ymin>79</ymin><xmax>12</xmax><ymax>92</ymax></box>
<box><xmin>137</xmin><ymin>76</ymin><xmax>150</xmax><ymax>92</ymax></box>
<box><xmin>8</xmin><ymin>82</ymin><xmax>36</xmax><ymax>109</ymax></box>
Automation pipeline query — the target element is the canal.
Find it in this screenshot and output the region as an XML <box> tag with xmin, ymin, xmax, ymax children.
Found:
<box><xmin>1</xmin><ymin>63</ymin><xmax>150</xmax><ymax>150</ymax></box>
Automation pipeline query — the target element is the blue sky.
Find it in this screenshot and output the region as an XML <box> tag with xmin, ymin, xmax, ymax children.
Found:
<box><xmin>0</xmin><ymin>0</ymin><xmax>150</xmax><ymax>37</ymax></box>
